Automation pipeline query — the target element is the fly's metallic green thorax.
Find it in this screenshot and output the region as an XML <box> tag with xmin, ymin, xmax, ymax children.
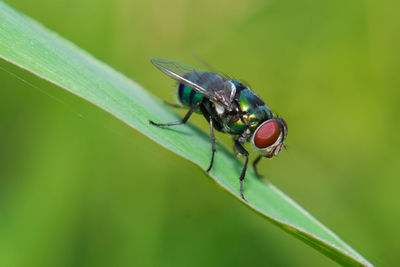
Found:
<box><xmin>223</xmin><ymin>81</ymin><xmax>273</xmax><ymax>134</ymax></box>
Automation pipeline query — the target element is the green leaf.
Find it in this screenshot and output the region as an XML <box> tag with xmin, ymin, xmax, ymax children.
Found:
<box><xmin>0</xmin><ymin>2</ymin><xmax>372</xmax><ymax>266</ymax></box>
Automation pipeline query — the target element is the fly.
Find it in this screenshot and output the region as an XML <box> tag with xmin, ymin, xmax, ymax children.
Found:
<box><xmin>148</xmin><ymin>57</ymin><xmax>288</xmax><ymax>201</ymax></box>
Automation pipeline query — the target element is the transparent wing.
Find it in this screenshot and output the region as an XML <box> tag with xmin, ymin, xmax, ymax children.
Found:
<box><xmin>150</xmin><ymin>57</ymin><xmax>235</xmax><ymax>110</ymax></box>
<box><xmin>191</xmin><ymin>54</ymin><xmax>232</xmax><ymax>81</ymax></box>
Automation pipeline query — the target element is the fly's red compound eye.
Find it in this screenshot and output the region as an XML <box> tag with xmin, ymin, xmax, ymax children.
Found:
<box><xmin>253</xmin><ymin>120</ymin><xmax>281</xmax><ymax>149</ymax></box>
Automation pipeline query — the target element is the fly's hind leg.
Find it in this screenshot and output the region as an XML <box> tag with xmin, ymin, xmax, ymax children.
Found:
<box><xmin>206</xmin><ymin>116</ymin><xmax>216</xmax><ymax>173</ymax></box>
<box><xmin>149</xmin><ymin>101</ymin><xmax>201</xmax><ymax>127</ymax></box>
<box><xmin>234</xmin><ymin>139</ymin><xmax>249</xmax><ymax>201</ymax></box>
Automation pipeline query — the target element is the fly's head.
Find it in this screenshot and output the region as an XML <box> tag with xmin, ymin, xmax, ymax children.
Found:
<box><xmin>251</xmin><ymin>117</ymin><xmax>288</xmax><ymax>158</ymax></box>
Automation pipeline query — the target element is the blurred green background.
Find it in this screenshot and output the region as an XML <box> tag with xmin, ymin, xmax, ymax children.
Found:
<box><xmin>1</xmin><ymin>0</ymin><xmax>399</xmax><ymax>266</ymax></box>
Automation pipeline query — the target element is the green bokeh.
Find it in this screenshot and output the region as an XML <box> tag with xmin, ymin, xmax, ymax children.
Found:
<box><xmin>1</xmin><ymin>0</ymin><xmax>398</xmax><ymax>266</ymax></box>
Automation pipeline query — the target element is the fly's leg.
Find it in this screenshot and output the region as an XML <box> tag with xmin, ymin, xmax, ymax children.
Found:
<box><xmin>252</xmin><ymin>155</ymin><xmax>264</xmax><ymax>179</ymax></box>
<box><xmin>206</xmin><ymin>116</ymin><xmax>216</xmax><ymax>173</ymax></box>
<box><xmin>232</xmin><ymin>137</ymin><xmax>239</xmax><ymax>155</ymax></box>
<box><xmin>234</xmin><ymin>139</ymin><xmax>249</xmax><ymax>201</ymax></box>
<box><xmin>149</xmin><ymin>102</ymin><xmax>200</xmax><ymax>126</ymax></box>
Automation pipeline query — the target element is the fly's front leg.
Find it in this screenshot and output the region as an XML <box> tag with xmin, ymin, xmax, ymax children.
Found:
<box><xmin>252</xmin><ymin>155</ymin><xmax>264</xmax><ymax>179</ymax></box>
<box><xmin>149</xmin><ymin>101</ymin><xmax>200</xmax><ymax>127</ymax></box>
<box><xmin>234</xmin><ymin>139</ymin><xmax>249</xmax><ymax>201</ymax></box>
<box><xmin>206</xmin><ymin>116</ymin><xmax>216</xmax><ymax>173</ymax></box>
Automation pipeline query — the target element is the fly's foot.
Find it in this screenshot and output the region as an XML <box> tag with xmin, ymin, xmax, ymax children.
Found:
<box><xmin>240</xmin><ymin>181</ymin><xmax>248</xmax><ymax>202</ymax></box>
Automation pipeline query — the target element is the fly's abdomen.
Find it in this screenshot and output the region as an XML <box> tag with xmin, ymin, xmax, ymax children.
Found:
<box><xmin>177</xmin><ymin>83</ymin><xmax>204</xmax><ymax>109</ymax></box>
<box><xmin>177</xmin><ymin>72</ymin><xmax>219</xmax><ymax>109</ymax></box>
